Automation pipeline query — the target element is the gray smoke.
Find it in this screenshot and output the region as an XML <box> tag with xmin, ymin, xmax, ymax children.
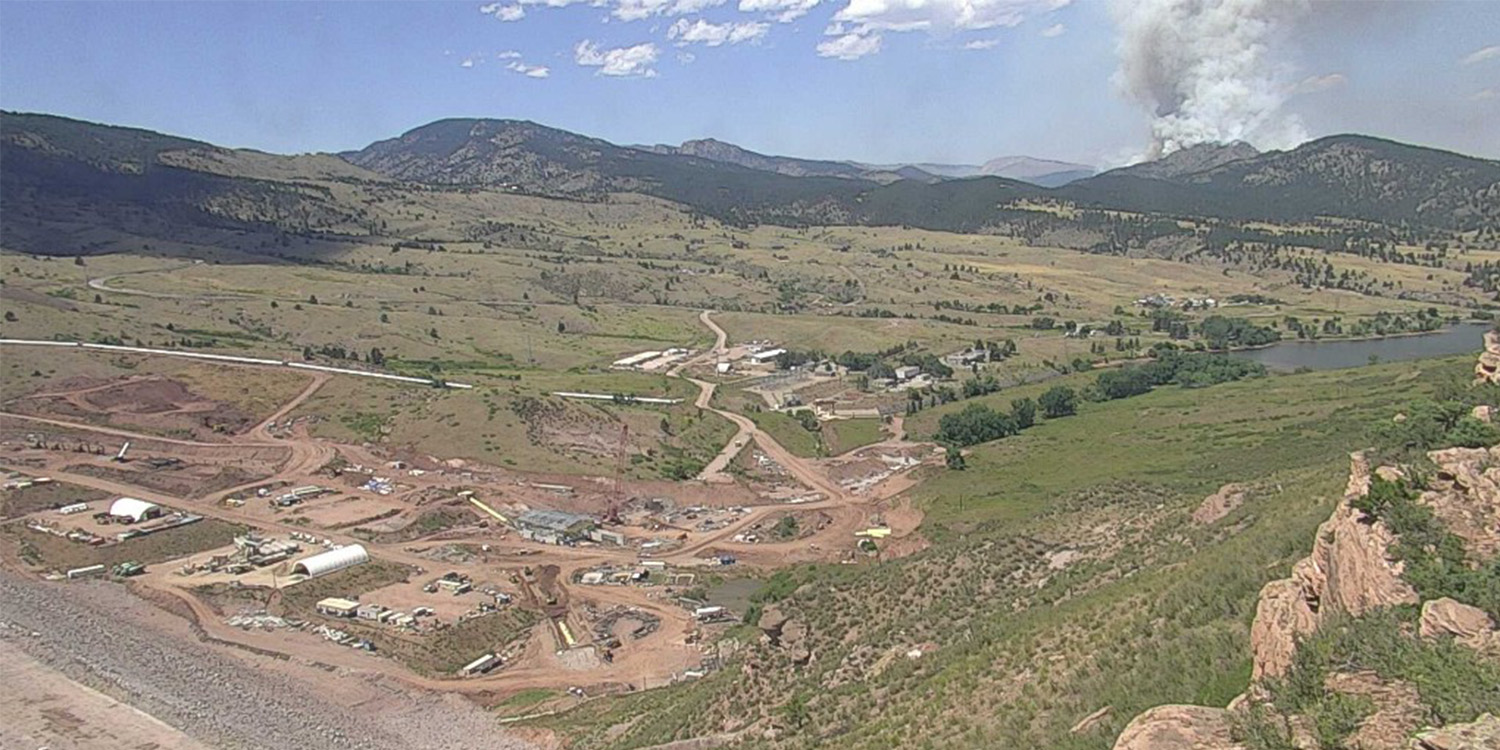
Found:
<box><xmin>1113</xmin><ymin>0</ymin><xmax>1311</xmax><ymax>159</ymax></box>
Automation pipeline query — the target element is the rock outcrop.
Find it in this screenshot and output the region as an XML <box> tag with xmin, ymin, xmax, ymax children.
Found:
<box><xmin>1421</xmin><ymin>447</ymin><xmax>1500</xmax><ymax>560</ymax></box>
<box><xmin>1250</xmin><ymin>454</ymin><xmax>1419</xmax><ymax>681</ymax></box>
<box><xmin>1112</xmin><ymin>705</ymin><xmax>1243</xmax><ymax>750</ymax></box>
<box><xmin>1474</xmin><ymin>331</ymin><xmax>1500</xmax><ymax>385</ymax></box>
<box><xmin>1115</xmin><ymin>446</ymin><xmax>1500</xmax><ymax>750</ymax></box>
<box><xmin>1413</xmin><ymin>713</ymin><xmax>1500</xmax><ymax>750</ymax></box>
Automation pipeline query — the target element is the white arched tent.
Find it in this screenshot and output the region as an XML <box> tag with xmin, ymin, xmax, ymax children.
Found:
<box><xmin>109</xmin><ymin>497</ymin><xmax>160</xmax><ymax>523</ymax></box>
<box><xmin>290</xmin><ymin>544</ymin><xmax>369</xmax><ymax>579</ymax></box>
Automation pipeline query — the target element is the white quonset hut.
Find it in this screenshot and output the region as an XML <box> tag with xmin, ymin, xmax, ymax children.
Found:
<box><xmin>291</xmin><ymin>544</ymin><xmax>369</xmax><ymax>579</ymax></box>
<box><xmin>108</xmin><ymin>497</ymin><xmax>161</xmax><ymax>523</ymax></box>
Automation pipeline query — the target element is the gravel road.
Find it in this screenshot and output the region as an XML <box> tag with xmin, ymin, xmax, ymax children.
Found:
<box><xmin>0</xmin><ymin>571</ymin><xmax>538</xmax><ymax>750</ymax></box>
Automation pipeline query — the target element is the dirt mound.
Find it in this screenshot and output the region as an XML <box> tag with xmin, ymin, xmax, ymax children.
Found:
<box><xmin>9</xmin><ymin>375</ymin><xmax>258</xmax><ymax>440</ymax></box>
<box><xmin>1191</xmin><ymin>484</ymin><xmax>1246</xmax><ymax>525</ymax></box>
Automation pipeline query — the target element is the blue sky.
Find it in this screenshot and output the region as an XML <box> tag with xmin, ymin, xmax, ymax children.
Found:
<box><xmin>1</xmin><ymin>1</ymin><xmax>1497</xmax><ymax>166</ymax></box>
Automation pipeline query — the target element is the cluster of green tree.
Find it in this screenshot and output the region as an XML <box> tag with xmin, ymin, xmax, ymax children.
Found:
<box><xmin>1227</xmin><ymin>293</ymin><xmax>1286</xmax><ymax>305</ymax></box>
<box><xmin>960</xmin><ymin>375</ymin><xmax>1003</xmax><ymax>399</ymax></box>
<box><xmin>1199</xmin><ymin>315</ymin><xmax>1281</xmax><ymax>349</ymax></box>
<box><xmin>1375</xmin><ymin>395</ymin><xmax>1500</xmax><ymax>458</ymax></box>
<box><xmin>935</xmin><ymin>396</ymin><xmax>1035</xmax><ymax>453</ymax></box>
<box><xmin>1343</xmin><ymin>309</ymin><xmax>1452</xmax><ymax>338</ymax></box>
<box><xmin>1150</xmin><ymin>310</ymin><xmax>1193</xmax><ymax>340</ymax></box>
<box><xmin>773</xmin><ymin>350</ymin><xmax>822</xmax><ymax>370</ymax></box>
<box><xmin>1093</xmin><ymin>351</ymin><xmax>1265</xmax><ymax>400</ymax></box>
<box><xmin>1282</xmin><ymin>315</ymin><xmax>1347</xmax><ymax>340</ymax></box>
<box><xmin>933</xmin><ymin>300</ymin><xmax>1045</xmax><ymax>316</ymax></box>
<box><xmin>935</xmin><ymin>386</ymin><xmax>1076</xmax><ymax>453</ymax></box>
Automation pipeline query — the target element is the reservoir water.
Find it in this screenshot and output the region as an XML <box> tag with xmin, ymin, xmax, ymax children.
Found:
<box><xmin>1228</xmin><ymin>322</ymin><xmax>1492</xmax><ymax>372</ymax></box>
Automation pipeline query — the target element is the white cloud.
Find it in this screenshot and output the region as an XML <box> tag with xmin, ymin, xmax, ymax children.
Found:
<box><xmin>816</xmin><ymin>32</ymin><xmax>882</xmax><ymax>60</ymax></box>
<box><xmin>668</xmin><ymin>18</ymin><xmax>769</xmax><ymax>46</ymax></box>
<box><xmin>833</xmin><ymin>0</ymin><xmax>1066</xmax><ymax>34</ymax></box>
<box><xmin>1290</xmin><ymin>73</ymin><xmax>1346</xmax><ymax>96</ymax></box>
<box><xmin>1471</xmin><ymin>88</ymin><xmax>1498</xmax><ymax>102</ymax></box>
<box><xmin>479</xmin><ymin>2</ymin><xmax>527</xmax><ymax>21</ymax></box>
<box><xmin>739</xmin><ymin>0</ymin><xmax>821</xmax><ymax>23</ymax></box>
<box><xmin>498</xmin><ymin>50</ymin><xmax>523</xmax><ymax>59</ymax></box>
<box><xmin>678</xmin><ymin>51</ymin><xmax>697</xmax><ymax>63</ymax></box>
<box><xmin>461</xmin><ymin>58</ymin><xmax>477</xmax><ymax>68</ymax></box>
<box><xmin>611</xmin><ymin>0</ymin><xmax>724</xmax><ymax>21</ymax></box>
<box><xmin>963</xmin><ymin>38</ymin><xmax>999</xmax><ymax>49</ymax></box>
<box><xmin>575</xmin><ymin>39</ymin><xmax>660</xmax><ymax>77</ymax></box>
<box><xmin>1039</xmin><ymin>22</ymin><xmax>1063</xmax><ymax>37</ymax></box>
<box><xmin>1461</xmin><ymin>45</ymin><xmax>1500</xmax><ymax>66</ymax></box>
<box><xmin>507</xmin><ymin>61</ymin><xmax>551</xmax><ymax>78</ymax></box>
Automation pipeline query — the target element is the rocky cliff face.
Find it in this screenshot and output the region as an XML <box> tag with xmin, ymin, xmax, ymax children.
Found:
<box><xmin>1474</xmin><ymin>331</ymin><xmax>1500</xmax><ymax>386</ymax></box>
<box><xmin>1250</xmin><ymin>454</ymin><xmax>1419</xmax><ymax>681</ymax></box>
<box><xmin>1113</xmin><ymin>440</ymin><xmax>1500</xmax><ymax>750</ymax></box>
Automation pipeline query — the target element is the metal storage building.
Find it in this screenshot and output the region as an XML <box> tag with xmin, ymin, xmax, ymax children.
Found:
<box><xmin>291</xmin><ymin>544</ymin><xmax>369</xmax><ymax>578</ymax></box>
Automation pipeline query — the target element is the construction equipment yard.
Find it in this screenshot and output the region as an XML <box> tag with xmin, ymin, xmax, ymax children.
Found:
<box><xmin>0</xmin><ymin>311</ymin><xmax>934</xmax><ymax>739</ymax></box>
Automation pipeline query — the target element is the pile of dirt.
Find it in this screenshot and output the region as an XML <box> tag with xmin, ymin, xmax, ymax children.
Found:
<box><xmin>1190</xmin><ymin>483</ymin><xmax>1246</xmax><ymax>525</ymax></box>
<box><xmin>8</xmin><ymin>375</ymin><xmax>258</xmax><ymax>440</ymax></box>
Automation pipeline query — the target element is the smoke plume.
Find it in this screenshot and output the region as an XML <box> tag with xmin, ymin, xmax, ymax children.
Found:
<box><xmin>1113</xmin><ymin>0</ymin><xmax>1310</xmax><ymax>159</ymax></box>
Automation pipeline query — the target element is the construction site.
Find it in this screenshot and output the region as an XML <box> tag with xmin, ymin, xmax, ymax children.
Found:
<box><xmin>0</xmin><ymin>310</ymin><xmax>934</xmax><ymax>720</ymax></box>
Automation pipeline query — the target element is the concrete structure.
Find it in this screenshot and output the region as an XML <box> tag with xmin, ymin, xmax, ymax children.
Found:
<box><xmin>943</xmin><ymin>348</ymin><xmax>989</xmax><ymax>367</ymax></box>
<box><xmin>893</xmin><ymin>365</ymin><xmax>921</xmax><ymax>381</ymax></box>
<box><xmin>292</xmin><ymin>544</ymin><xmax>369</xmax><ymax>579</ymax></box>
<box><xmin>316</xmin><ymin>597</ymin><xmax>360</xmax><ymax>617</ymax></box>
<box><xmin>108</xmin><ymin>497</ymin><xmax>162</xmax><ymax>523</ymax></box>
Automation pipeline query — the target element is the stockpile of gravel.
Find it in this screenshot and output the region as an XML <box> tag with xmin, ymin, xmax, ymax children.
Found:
<box><xmin>0</xmin><ymin>572</ymin><xmax>534</xmax><ymax>749</ymax></box>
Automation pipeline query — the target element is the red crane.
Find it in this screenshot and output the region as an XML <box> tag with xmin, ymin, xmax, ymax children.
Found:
<box><xmin>607</xmin><ymin>423</ymin><xmax>628</xmax><ymax>524</ymax></box>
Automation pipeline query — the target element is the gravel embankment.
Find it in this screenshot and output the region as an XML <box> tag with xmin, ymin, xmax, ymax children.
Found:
<box><xmin>0</xmin><ymin>571</ymin><xmax>536</xmax><ymax>750</ymax></box>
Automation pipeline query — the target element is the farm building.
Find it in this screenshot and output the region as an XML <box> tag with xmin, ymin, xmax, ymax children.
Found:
<box><xmin>291</xmin><ymin>544</ymin><xmax>369</xmax><ymax>578</ymax></box>
<box><xmin>893</xmin><ymin>365</ymin><xmax>922</xmax><ymax>381</ymax></box>
<box><xmin>108</xmin><ymin>497</ymin><xmax>162</xmax><ymax>523</ymax></box>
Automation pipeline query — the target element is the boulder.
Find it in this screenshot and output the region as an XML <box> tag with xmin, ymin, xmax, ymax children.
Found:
<box><xmin>1111</xmin><ymin>705</ymin><xmax>1243</xmax><ymax>750</ymax></box>
<box><xmin>1413</xmin><ymin>713</ymin><xmax>1500</xmax><ymax>750</ymax></box>
<box><xmin>1419</xmin><ymin>598</ymin><xmax>1495</xmax><ymax>641</ymax></box>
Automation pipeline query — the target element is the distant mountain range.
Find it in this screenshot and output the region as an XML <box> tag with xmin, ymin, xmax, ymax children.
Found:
<box><xmin>4</xmin><ymin>111</ymin><xmax>1498</xmax><ymax>259</ymax></box>
<box><xmin>636</xmin><ymin>138</ymin><xmax>1096</xmax><ymax>187</ymax></box>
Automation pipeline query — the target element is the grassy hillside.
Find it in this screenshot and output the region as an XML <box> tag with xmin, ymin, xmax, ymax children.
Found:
<box><xmin>535</xmin><ymin>356</ymin><xmax>1476</xmax><ymax>749</ymax></box>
